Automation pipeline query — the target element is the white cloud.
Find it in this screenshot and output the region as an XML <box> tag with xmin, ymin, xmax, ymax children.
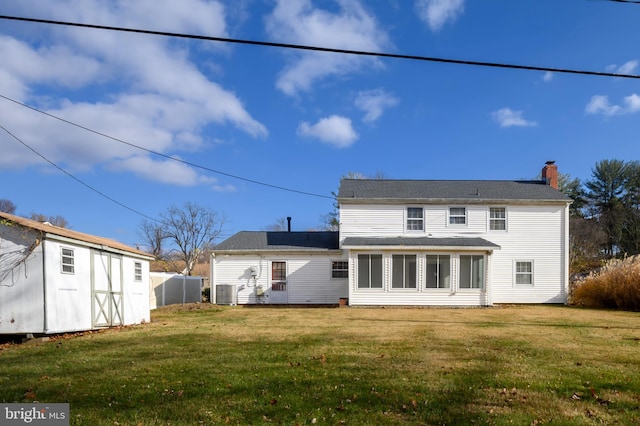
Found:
<box><xmin>266</xmin><ymin>0</ymin><xmax>391</xmax><ymax>96</ymax></box>
<box><xmin>415</xmin><ymin>0</ymin><xmax>464</xmax><ymax>32</ymax></box>
<box><xmin>0</xmin><ymin>0</ymin><xmax>267</xmax><ymax>187</ymax></box>
<box><xmin>543</xmin><ymin>72</ymin><xmax>553</xmax><ymax>82</ymax></box>
<box><xmin>585</xmin><ymin>94</ymin><xmax>640</xmax><ymax>116</ymax></box>
<box><xmin>355</xmin><ymin>89</ymin><xmax>399</xmax><ymax>122</ymax></box>
<box><xmin>491</xmin><ymin>108</ymin><xmax>537</xmax><ymax>128</ymax></box>
<box><xmin>615</xmin><ymin>60</ymin><xmax>638</xmax><ymax>75</ymax></box>
<box><xmin>297</xmin><ymin>115</ymin><xmax>359</xmax><ymax>148</ymax></box>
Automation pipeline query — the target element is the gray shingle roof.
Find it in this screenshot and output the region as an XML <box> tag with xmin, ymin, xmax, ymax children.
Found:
<box><xmin>214</xmin><ymin>231</ymin><xmax>340</xmax><ymax>252</ymax></box>
<box><xmin>342</xmin><ymin>236</ymin><xmax>500</xmax><ymax>250</ymax></box>
<box><xmin>337</xmin><ymin>179</ymin><xmax>572</xmax><ymax>203</ymax></box>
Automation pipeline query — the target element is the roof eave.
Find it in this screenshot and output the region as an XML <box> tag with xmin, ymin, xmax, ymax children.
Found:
<box><xmin>341</xmin><ymin>244</ymin><xmax>499</xmax><ymax>251</ymax></box>
<box><xmin>338</xmin><ymin>197</ymin><xmax>571</xmax><ymax>205</ymax></box>
<box><xmin>212</xmin><ymin>249</ymin><xmax>344</xmax><ymax>256</ymax></box>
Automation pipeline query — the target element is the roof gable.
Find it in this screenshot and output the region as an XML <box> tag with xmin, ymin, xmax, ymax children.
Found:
<box><xmin>0</xmin><ymin>211</ymin><xmax>153</xmax><ymax>259</ymax></box>
<box><xmin>337</xmin><ymin>179</ymin><xmax>572</xmax><ymax>203</ymax></box>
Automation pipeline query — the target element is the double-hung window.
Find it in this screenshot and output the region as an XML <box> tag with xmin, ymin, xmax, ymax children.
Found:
<box><xmin>449</xmin><ymin>207</ymin><xmax>467</xmax><ymax>225</ymax></box>
<box><xmin>357</xmin><ymin>254</ymin><xmax>383</xmax><ymax>288</ymax></box>
<box><xmin>392</xmin><ymin>255</ymin><xmax>417</xmax><ymax>289</ymax></box>
<box><xmin>426</xmin><ymin>255</ymin><xmax>451</xmax><ymax>289</ymax></box>
<box><xmin>331</xmin><ymin>261</ymin><xmax>349</xmax><ymax>278</ymax></box>
<box><xmin>515</xmin><ymin>261</ymin><xmax>533</xmax><ymax>285</ymax></box>
<box><xmin>61</xmin><ymin>248</ymin><xmax>75</xmax><ymax>274</ymax></box>
<box><xmin>459</xmin><ymin>255</ymin><xmax>484</xmax><ymax>289</ymax></box>
<box><xmin>406</xmin><ymin>207</ymin><xmax>424</xmax><ymax>231</ymax></box>
<box><xmin>490</xmin><ymin>207</ymin><xmax>506</xmax><ymax>230</ymax></box>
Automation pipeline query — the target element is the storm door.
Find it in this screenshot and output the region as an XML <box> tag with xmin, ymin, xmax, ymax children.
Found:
<box><xmin>92</xmin><ymin>252</ymin><xmax>124</xmax><ymax>327</ymax></box>
<box><xmin>270</xmin><ymin>261</ymin><xmax>288</xmax><ymax>304</ymax></box>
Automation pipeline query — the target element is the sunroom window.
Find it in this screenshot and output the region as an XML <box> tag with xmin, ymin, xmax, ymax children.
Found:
<box><xmin>459</xmin><ymin>255</ymin><xmax>484</xmax><ymax>289</ymax></box>
<box><xmin>357</xmin><ymin>254</ymin><xmax>383</xmax><ymax>288</ymax></box>
<box><xmin>426</xmin><ymin>255</ymin><xmax>451</xmax><ymax>289</ymax></box>
<box><xmin>392</xmin><ymin>255</ymin><xmax>417</xmax><ymax>289</ymax></box>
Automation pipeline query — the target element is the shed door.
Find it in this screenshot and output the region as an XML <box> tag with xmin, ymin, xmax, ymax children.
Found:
<box><xmin>92</xmin><ymin>252</ymin><xmax>124</xmax><ymax>327</ymax></box>
<box><xmin>270</xmin><ymin>261</ymin><xmax>288</xmax><ymax>304</ymax></box>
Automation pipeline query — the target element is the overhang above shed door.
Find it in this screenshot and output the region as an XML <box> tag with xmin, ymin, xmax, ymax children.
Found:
<box><xmin>92</xmin><ymin>252</ymin><xmax>124</xmax><ymax>328</ymax></box>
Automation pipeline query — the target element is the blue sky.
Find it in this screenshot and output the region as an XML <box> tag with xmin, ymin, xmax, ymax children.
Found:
<box><xmin>0</xmin><ymin>0</ymin><xmax>638</xmax><ymax>249</ymax></box>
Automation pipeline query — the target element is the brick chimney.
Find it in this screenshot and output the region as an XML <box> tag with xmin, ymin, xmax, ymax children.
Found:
<box><xmin>542</xmin><ymin>161</ymin><xmax>558</xmax><ymax>189</ymax></box>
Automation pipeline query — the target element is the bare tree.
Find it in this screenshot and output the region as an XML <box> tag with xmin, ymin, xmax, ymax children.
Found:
<box><xmin>264</xmin><ymin>217</ymin><xmax>289</xmax><ymax>231</ymax></box>
<box><xmin>0</xmin><ymin>199</ymin><xmax>17</xmax><ymax>214</ymax></box>
<box><xmin>29</xmin><ymin>212</ymin><xmax>70</xmax><ymax>228</ymax></box>
<box><xmin>160</xmin><ymin>202</ymin><xmax>227</xmax><ymax>276</ymax></box>
<box><xmin>138</xmin><ymin>219</ymin><xmax>168</xmax><ymax>258</ymax></box>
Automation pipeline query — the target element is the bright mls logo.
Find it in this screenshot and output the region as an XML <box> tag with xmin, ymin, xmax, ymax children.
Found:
<box><xmin>1</xmin><ymin>404</ymin><xmax>69</xmax><ymax>425</ymax></box>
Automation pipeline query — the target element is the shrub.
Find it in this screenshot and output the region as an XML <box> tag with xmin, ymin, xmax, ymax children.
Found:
<box><xmin>571</xmin><ymin>256</ymin><xmax>640</xmax><ymax>311</ymax></box>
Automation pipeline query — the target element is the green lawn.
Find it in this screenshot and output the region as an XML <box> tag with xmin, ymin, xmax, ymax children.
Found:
<box><xmin>1</xmin><ymin>305</ymin><xmax>639</xmax><ymax>425</ymax></box>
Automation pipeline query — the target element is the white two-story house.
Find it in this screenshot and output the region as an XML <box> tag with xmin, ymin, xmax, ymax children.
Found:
<box><xmin>211</xmin><ymin>162</ymin><xmax>571</xmax><ymax>307</ymax></box>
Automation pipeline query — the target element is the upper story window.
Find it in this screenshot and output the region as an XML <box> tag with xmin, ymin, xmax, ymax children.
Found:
<box><xmin>490</xmin><ymin>207</ymin><xmax>506</xmax><ymax>230</ymax></box>
<box><xmin>449</xmin><ymin>207</ymin><xmax>467</xmax><ymax>225</ymax></box>
<box><xmin>331</xmin><ymin>261</ymin><xmax>348</xmax><ymax>278</ymax></box>
<box><xmin>134</xmin><ymin>262</ymin><xmax>143</xmax><ymax>282</ymax></box>
<box><xmin>61</xmin><ymin>248</ymin><xmax>75</xmax><ymax>274</ymax></box>
<box><xmin>406</xmin><ymin>207</ymin><xmax>424</xmax><ymax>231</ymax></box>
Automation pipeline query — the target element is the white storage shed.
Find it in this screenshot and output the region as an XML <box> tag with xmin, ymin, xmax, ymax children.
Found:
<box><xmin>0</xmin><ymin>211</ymin><xmax>154</xmax><ymax>335</ymax></box>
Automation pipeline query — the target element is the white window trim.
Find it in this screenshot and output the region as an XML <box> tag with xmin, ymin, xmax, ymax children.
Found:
<box><xmin>405</xmin><ymin>207</ymin><xmax>425</xmax><ymax>233</ymax></box>
<box><xmin>457</xmin><ymin>254</ymin><xmax>485</xmax><ymax>291</ymax></box>
<box><xmin>425</xmin><ymin>253</ymin><xmax>453</xmax><ymax>291</ymax></box>
<box><xmin>355</xmin><ymin>253</ymin><xmax>384</xmax><ymax>291</ymax></box>
<box><xmin>447</xmin><ymin>206</ymin><xmax>468</xmax><ymax>227</ymax></box>
<box><xmin>134</xmin><ymin>261</ymin><xmax>143</xmax><ymax>282</ymax></box>
<box><xmin>391</xmin><ymin>254</ymin><xmax>418</xmax><ymax>291</ymax></box>
<box><xmin>514</xmin><ymin>260</ymin><xmax>534</xmax><ymax>287</ymax></box>
<box><xmin>489</xmin><ymin>207</ymin><xmax>508</xmax><ymax>232</ymax></box>
<box><xmin>331</xmin><ymin>260</ymin><xmax>349</xmax><ymax>279</ymax></box>
<box><xmin>61</xmin><ymin>247</ymin><xmax>75</xmax><ymax>275</ymax></box>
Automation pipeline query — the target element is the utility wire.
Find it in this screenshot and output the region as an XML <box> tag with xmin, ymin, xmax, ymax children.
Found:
<box><xmin>0</xmin><ymin>123</ymin><xmax>161</xmax><ymax>223</ymax></box>
<box><xmin>0</xmin><ymin>94</ymin><xmax>333</xmax><ymax>200</ymax></box>
<box><xmin>1</xmin><ymin>14</ymin><xmax>639</xmax><ymax>80</ymax></box>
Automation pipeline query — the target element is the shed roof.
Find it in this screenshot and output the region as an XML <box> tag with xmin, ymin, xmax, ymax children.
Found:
<box><xmin>341</xmin><ymin>236</ymin><xmax>500</xmax><ymax>251</ymax></box>
<box><xmin>0</xmin><ymin>211</ymin><xmax>153</xmax><ymax>259</ymax></box>
<box><xmin>214</xmin><ymin>231</ymin><xmax>340</xmax><ymax>252</ymax></box>
<box><xmin>337</xmin><ymin>179</ymin><xmax>572</xmax><ymax>203</ymax></box>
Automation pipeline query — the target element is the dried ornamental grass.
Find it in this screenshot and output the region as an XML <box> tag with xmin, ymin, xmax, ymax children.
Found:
<box><xmin>571</xmin><ymin>255</ymin><xmax>640</xmax><ymax>311</ymax></box>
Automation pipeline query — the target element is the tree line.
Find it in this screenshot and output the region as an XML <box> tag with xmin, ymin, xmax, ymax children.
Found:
<box><xmin>564</xmin><ymin>159</ymin><xmax>640</xmax><ymax>271</ymax></box>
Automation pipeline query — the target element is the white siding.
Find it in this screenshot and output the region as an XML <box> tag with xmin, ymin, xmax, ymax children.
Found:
<box><xmin>0</xmin><ymin>226</ymin><xmax>46</xmax><ymax>334</ymax></box>
<box><xmin>340</xmin><ymin>202</ymin><xmax>568</xmax><ymax>305</ymax></box>
<box><xmin>488</xmin><ymin>205</ymin><xmax>567</xmax><ymax>303</ymax></box>
<box><xmin>43</xmin><ymin>240</ymin><xmax>93</xmax><ymax>333</ymax></box>
<box><xmin>212</xmin><ymin>253</ymin><xmax>348</xmax><ymax>305</ymax></box>
<box><xmin>122</xmin><ymin>257</ymin><xmax>151</xmax><ymax>325</ymax></box>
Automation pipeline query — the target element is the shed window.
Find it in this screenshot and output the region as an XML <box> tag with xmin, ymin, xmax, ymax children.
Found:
<box><xmin>515</xmin><ymin>261</ymin><xmax>533</xmax><ymax>285</ymax></box>
<box><xmin>490</xmin><ymin>207</ymin><xmax>506</xmax><ymax>230</ymax></box>
<box><xmin>61</xmin><ymin>248</ymin><xmax>75</xmax><ymax>274</ymax></box>
<box><xmin>459</xmin><ymin>255</ymin><xmax>484</xmax><ymax>289</ymax></box>
<box><xmin>332</xmin><ymin>261</ymin><xmax>348</xmax><ymax>278</ymax></box>
<box><xmin>406</xmin><ymin>207</ymin><xmax>424</xmax><ymax>231</ymax></box>
<box><xmin>449</xmin><ymin>207</ymin><xmax>467</xmax><ymax>225</ymax></box>
<box><xmin>357</xmin><ymin>254</ymin><xmax>383</xmax><ymax>289</ymax></box>
<box><xmin>392</xmin><ymin>255</ymin><xmax>417</xmax><ymax>289</ymax></box>
<box><xmin>134</xmin><ymin>262</ymin><xmax>143</xmax><ymax>282</ymax></box>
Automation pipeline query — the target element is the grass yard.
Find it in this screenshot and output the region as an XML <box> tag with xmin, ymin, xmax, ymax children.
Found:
<box><xmin>1</xmin><ymin>305</ymin><xmax>640</xmax><ymax>425</ymax></box>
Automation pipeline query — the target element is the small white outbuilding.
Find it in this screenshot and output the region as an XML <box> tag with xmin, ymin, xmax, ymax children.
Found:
<box><xmin>0</xmin><ymin>211</ymin><xmax>154</xmax><ymax>335</ymax></box>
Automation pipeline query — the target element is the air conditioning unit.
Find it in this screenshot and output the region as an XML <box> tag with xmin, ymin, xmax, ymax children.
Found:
<box><xmin>215</xmin><ymin>284</ymin><xmax>236</xmax><ymax>305</ymax></box>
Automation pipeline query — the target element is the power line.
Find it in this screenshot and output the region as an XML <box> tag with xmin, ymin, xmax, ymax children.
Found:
<box><xmin>0</xmin><ymin>93</ymin><xmax>334</xmax><ymax>200</ymax></box>
<box><xmin>0</xmin><ymin>123</ymin><xmax>161</xmax><ymax>222</ymax></box>
<box><xmin>1</xmin><ymin>14</ymin><xmax>639</xmax><ymax>80</ymax></box>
